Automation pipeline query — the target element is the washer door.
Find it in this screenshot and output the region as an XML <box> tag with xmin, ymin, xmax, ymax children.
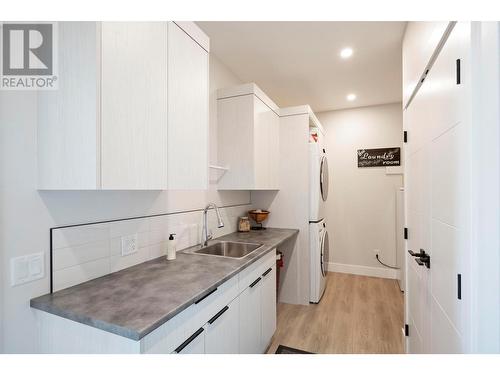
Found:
<box><xmin>320</xmin><ymin>230</ymin><xmax>329</xmax><ymax>277</ymax></box>
<box><xmin>320</xmin><ymin>156</ymin><xmax>329</xmax><ymax>202</ymax></box>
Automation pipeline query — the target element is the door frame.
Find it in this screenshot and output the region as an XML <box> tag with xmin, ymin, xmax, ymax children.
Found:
<box><xmin>469</xmin><ymin>21</ymin><xmax>500</xmax><ymax>353</ymax></box>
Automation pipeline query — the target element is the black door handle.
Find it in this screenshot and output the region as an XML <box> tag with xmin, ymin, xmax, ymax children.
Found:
<box><xmin>408</xmin><ymin>249</ymin><xmax>426</xmax><ymax>257</ymax></box>
<box><xmin>262</xmin><ymin>267</ymin><xmax>272</xmax><ymax>277</ymax></box>
<box><xmin>194</xmin><ymin>288</ymin><xmax>217</xmax><ymax>304</ymax></box>
<box><xmin>174</xmin><ymin>327</ymin><xmax>204</xmax><ymax>353</ymax></box>
<box><xmin>208</xmin><ymin>305</ymin><xmax>229</xmax><ymax>325</ymax></box>
<box><xmin>409</xmin><ymin>249</ymin><xmax>430</xmax><ymax>269</ymax></box>
<box><xmin>249</xmin><ymin>277</ymin><xmax>262</xmax><ymax>288</ymax></box>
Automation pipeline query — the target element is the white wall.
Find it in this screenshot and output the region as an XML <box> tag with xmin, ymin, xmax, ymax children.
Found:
<box><xmin>317</xmin><ymin>103</ymin><xmax>403</xmax><ymax>277</ymax></box>
<box><xmin>0</xmin><ymin>54</ymin><xmax>247</xmax><ymax>353</ymax></box>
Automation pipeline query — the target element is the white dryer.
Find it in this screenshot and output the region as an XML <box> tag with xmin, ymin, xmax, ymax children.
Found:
<box><xmin>309</xmin><ymin>140</ymin><xmax>329</xmax><ymax>222</ymax></box>
<box><xmin>310</xmin><ymin>219</ymin><xmax>329</xmax><ymax>303</ymax></box>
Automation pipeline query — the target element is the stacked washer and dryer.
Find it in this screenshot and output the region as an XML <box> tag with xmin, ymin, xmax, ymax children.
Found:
<box><xmin>309</xmin><ymin>127</ymin><xmax>330</xmax><ymax>303</ymax></box>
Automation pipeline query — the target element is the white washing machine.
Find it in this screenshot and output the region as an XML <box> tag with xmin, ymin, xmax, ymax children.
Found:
<box><xmin>309</xmin><ymin>140</ymin><xmax>329</xmax><ymax>222</ymax></box>
<box><xmin>309</xmin><ymin>128</ymin><xmax>329</xmax><ymax>303</ymax></box>
<box><xmin>310</xmin><ymin>219</ymin><xmax>329</xmax><ymax>303</ymax></box>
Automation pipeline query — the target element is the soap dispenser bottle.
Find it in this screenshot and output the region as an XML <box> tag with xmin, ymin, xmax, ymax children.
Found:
<box><xmin>167</xmin><ymin>233</ymin><xmax>177</xmax><ymax>261</ymax></box>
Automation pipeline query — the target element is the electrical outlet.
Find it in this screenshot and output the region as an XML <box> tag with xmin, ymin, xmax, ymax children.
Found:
<box><xmin>121</xmin><ymin>234</ymin><xmax>138</xmax><ymax>256</ymax></box>
<box><xmin>373</xmin><ymin>249</ymin><xmax>380</xmax><ymax>257</ymax></box>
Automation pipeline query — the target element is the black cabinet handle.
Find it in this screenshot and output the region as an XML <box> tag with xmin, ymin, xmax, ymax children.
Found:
<box><xmin>194</xmin><ymin>288</ymin><xmax>217</xmax><ymax>304</ymax></box>
<box><xmin>174</xmin><ymin>327</ymin><xmax>204</xmax><ymax>353</ymax></box>
<box><xmin>208</xmin><ymin>305</ymin><xmax>229</xmax><ymax>325</ymax></box>
<box><xmin>262</xmin><ymin>267</ymin><xmax>272</xmax><ymax>277</ymax></box>
<box><xmin>249</xmin><ymin>277</ymin><xmax>262</xmax><ymax>288</ymax></box>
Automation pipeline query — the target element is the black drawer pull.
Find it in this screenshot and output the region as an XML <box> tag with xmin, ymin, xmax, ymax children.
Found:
<box><xmin>174</xmin><ymin>327</ymin><xmax>204</xmax><ymax>353</ymax></box>
<box><xmin>249</xmin><ymin>277</ymin><xmax>262</xmax><ymax>288</ymax></box>
<box><xmin>194</xmin><ymin>288</ymin><xmax>217</xmax><ymax>304</ymax></box>
<box><xmin>208</xmin><ymin>305</ymin><xmax>229</xmax><ymax>325</ymax></box>
<box><xmin>262</xmin><ymin>267</ymin><xmax>272</xmax><ymax>277</ymax></box>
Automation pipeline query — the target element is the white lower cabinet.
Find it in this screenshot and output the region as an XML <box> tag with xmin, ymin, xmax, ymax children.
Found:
<box><xmin>260</xmin><ymin>265</ymin><xmax>277</xmax><ymax>351</ymax></box>
<box><xmin>36</xmin><ymin>250</ymin><xmax>276</xmax><ymax>354</ymax></box>
<box><xmin>239</xmin><ymin>275</ymin><xmax>263</xmax><ymax>353</ymax></box>
<box><xmin>172</xmin><ymin>250</ymin><xmax>276</xmax><ymax>354</ymax></box>
<box><xmin>205</xmin><ymin>298</ymin><xmax>240</xmax><ymax>354</ymax></box>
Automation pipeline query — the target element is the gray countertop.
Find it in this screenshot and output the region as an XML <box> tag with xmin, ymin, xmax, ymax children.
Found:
<box><xmin>30</xmin><ymin>228</ymin><xmax>298</xmax><ymax>341</ymax></box>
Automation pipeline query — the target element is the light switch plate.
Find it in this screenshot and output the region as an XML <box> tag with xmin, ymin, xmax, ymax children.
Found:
<box><xmin>121</xmin><ymin>234</ymin><xmax>138</xmax><ymax>256</ymax></box>
<box><xmin>10</xmin><ymin>252</ymin><xmax>44</xmax><ymax>286</ymax></box>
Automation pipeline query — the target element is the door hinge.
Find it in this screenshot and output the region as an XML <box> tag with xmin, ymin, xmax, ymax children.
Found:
<box><xmin>456</xmin><ymin>59</ymin><xmax>461</xmax><ymax>85</ymax></box>
<box><xmin>404</xmin><ymin>131</ymin><xmax>408</xmax><ymax>143</ymax></box>
<box><xmin>457</xmin><ymin>273</ymin><xmax>462</xmax><ymax>300</ymax></box>
<box><xmin>404</xmin><ymin>227</ymin><xmax>408</xmax><ymax>240</ymax></box>
<box><xmin>404</xmin><ymin>324</ymin><xmax>409</xmax><ymax>337</ymax></box>
<box><xmin>419</xmin><ymin>69</ymin><xmax>429</xmax><ymax>84</ymax></box>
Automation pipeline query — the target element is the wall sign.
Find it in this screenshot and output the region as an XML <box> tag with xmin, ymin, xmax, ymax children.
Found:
<box><xmin>357</xmin><ymin>147</ymin><xmax>401</xmax><ymax>168</ymax></box>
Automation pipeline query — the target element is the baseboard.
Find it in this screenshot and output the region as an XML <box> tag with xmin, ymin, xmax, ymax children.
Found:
<box><xmin>327</xmin><ymin>262</ymin><xmax>398</xmax><ymax>279</ymax></box>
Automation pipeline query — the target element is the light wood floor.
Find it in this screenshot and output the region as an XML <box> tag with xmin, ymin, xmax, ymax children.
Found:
<box><xmin>267</xmin><ymin>272</ymin><xmax>404</xmax><ymax>354</ymax></box>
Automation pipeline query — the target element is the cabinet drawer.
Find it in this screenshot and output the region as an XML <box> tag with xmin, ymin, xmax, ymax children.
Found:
<box><xmin>189</xmin><ymin>275</ymin><xmax>239</xmax><ymax>332</ymax></box>
<box><xmin>238</xmin><ymin>250</ymin><xmax>276</xmax><ymax>293</ymax></box>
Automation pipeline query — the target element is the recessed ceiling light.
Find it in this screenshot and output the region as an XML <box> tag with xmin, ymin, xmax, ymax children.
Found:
<box><xmin>347</xmin><ymin>93</ymin><xmax>357</xmax><ymax>101</ymax></box>
<box><xmin>340</xmin><ymin>48</ymin><xmax>353</xmax><ymax>59</ymax></box>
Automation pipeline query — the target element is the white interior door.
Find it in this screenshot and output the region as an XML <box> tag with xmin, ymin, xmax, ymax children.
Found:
<box><xmin>404</xmin><ymin>22</ymin><xmax>471</xmax><ymax>353</ymax></box>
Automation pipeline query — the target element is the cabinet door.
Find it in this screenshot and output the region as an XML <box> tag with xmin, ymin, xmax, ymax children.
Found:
<box><xmin>268</xmin><ymin>110</ymin><xmax>280</xmax><ymax>189</ymax></box>
<box><xmin>253</xmin><ymin>97</ymin><xmax>270</xmax><ymax>189</ymax></box>
<box><xmin>260</xmin><ymin>265</ymin><xmax>277</xmax><ymax>351</ymax></box>
<box><xmin>37</xmin><ymin>22</ymin><xmax>100</xmax><ymax>189</ymax></box>
<box><xmin>253</xmin><ymin>96</ymin><xmax>280</xmax><ymax>190</ymax></box>
<box><xmin>205</xmin><ymin>298</ymin><xmax>240</xmax><ymax>354</ymax></box>
<box><xmin>239</xmin><ymin>276</ymin><xmax>262</xmax><ymax>353</ymax></box>
<box><xmin>167</xmin><ymin>22</ymin><xmax>209</xmax><ymax>190</ymax></box>
<box><xmin>101</xmin><ymin>22</ymin><xmax>168</xmax><ymax>190</ymax></box>
<box><xmin>217</xmin><ymin>95</ymin><xmax>256</xmax><ymax>189</ymax></box>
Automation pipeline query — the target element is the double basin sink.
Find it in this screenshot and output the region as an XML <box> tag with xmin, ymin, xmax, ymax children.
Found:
<box><xmin>186</xmin><ymin>241</ymin><xmax>263</xmax><ymax>259</ymax></box>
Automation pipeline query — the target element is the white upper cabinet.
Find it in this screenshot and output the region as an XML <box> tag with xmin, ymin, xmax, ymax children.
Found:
<box><xmin>217</xmin><ymin>83</ymin><xmax>280</xmax><ymax>190</ymax></box>
<box><xmin>37</xmin><ymin>21</ymin><xmax>209</xmax><ymax>190</ymax></box>
<box><xmin>167</xmin><ymin>22</ymin><xmax>209</xmax><ymax>190</ymax></box>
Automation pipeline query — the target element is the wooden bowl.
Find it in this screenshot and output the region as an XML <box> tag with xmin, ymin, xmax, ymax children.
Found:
<box><xmin>248</xmin><ymin>210</ymin><xmax>270</xmax><ymax>224</ymax></box>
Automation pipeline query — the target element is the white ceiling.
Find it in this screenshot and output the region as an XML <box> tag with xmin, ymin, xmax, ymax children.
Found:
<box><xmin>197</xmin><ymin>21</ymin><xmax>406</xmax><ymax>112</ymax></box>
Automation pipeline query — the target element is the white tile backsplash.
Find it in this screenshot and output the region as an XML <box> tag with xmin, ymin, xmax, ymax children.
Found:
<box><xmin>51</xmin><ymin>204</ymin><xmax>251</xmax><ymax>292</ymax></box>
<box><xmin>52</xmin><ymin>223</ymin><xmax>110</xmax><ymax>249</ymax></box>
<box><xmin>110</xmin><ymin>246</ymin><xmax>150</xmax><ymax>273</ymax></box>
<box><xmin>53</xmin><ymin>257</ymin><xmax>110</xmax><ymax>292</ymax></box>
<box><xmin>53</xmin><ymin>239</ymin><xmax>110</xmax><ymax>271</ymax></box>
<box><xmin>109</xmin><ymin>217</ymin><xmax>149</xmax><ymax>238</ymax></box>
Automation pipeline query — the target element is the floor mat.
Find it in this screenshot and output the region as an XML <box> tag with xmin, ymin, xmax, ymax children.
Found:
<box><xmin>275</xmin><ymin>345</ymin><xmax>313</xmax><ymax>354</ymax></box>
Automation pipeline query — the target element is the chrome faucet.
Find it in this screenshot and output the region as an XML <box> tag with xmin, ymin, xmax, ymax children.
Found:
<box><xmin>202</xmin><ymin>203</ymin><xmax>224</xmax><ymax>247</ymax></box>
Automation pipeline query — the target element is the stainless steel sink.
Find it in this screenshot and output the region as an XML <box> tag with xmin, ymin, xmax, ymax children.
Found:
<box><xmin>192</xmin><ymin>241</ymin><xmax>263</xmax><ymax>259</ymax></box>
